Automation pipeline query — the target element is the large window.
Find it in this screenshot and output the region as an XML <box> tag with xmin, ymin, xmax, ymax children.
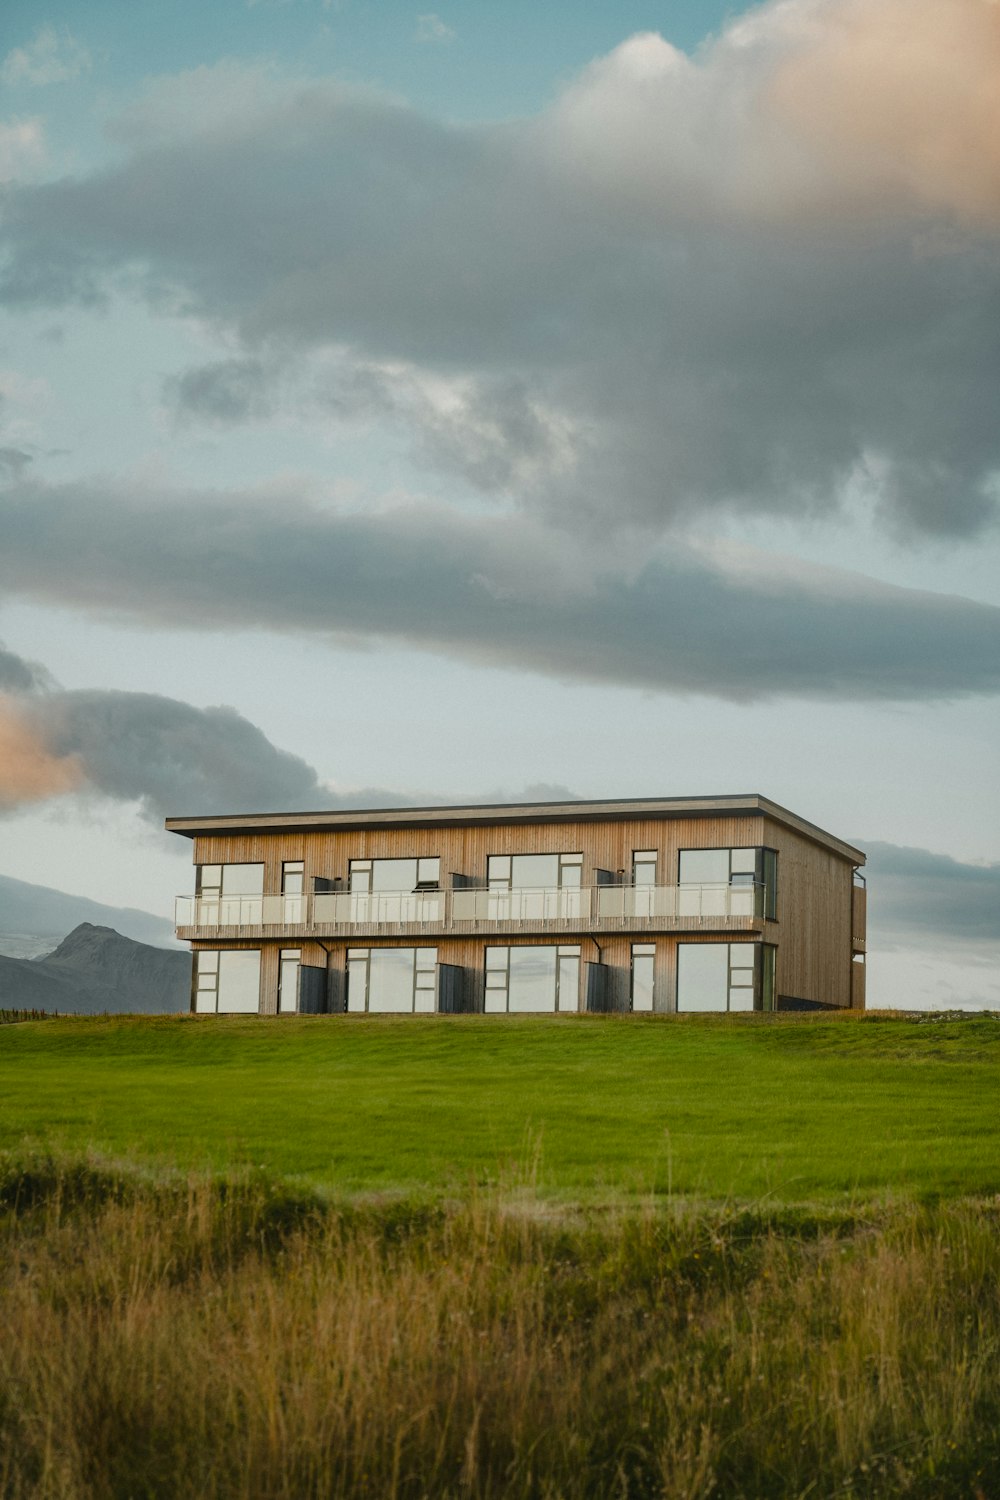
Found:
<box><xmin>631</xmin><ymin>944</ymin><xmax>656</xmax><ymax>1012</ymax></box>
<box><xmin>484</xmin><ymin>945</ymin><xmax>580</xmax><ymax>1013</ymax></box>
<box><xmin>677</xmin><ymin>848</ymin><xmax>777</xmax><ymax>919</ymax></box>
<box><xmin>487</xmin><ymin>852</ymin><xmax>582</xmax><ymax>890</ymax></box>
<box><xmin>194</xmin><ymin>950</ymin><xmax>261</xmax><ymax>1013</ymax></box>
<box><xmin>349</xmin><ymin>858</ymin><xmax>440</xmax><ymax>892</ymax></box>
<box><xmin>346</xmin><ymin>947</ymin><xmax>438</xmax><ymax>1013</ymax></box>
<box><xmin>486</xmin><ymin>853</ymin><xmax>583</xmax><ymax>920</ymax></box>
<box><xmin>196</xmin><ymin>864</ymin><xmax>264</xmax><ymax>924</ymax></box>
<box><xmin>676</xmin><ymin>943</ymin><xmax>757</xmax><ymax>1012</ymax></box>
<box><xmin>347</xmin><ymin>859</ymin><xmax>442</xmax><ymax>924</ymax></box>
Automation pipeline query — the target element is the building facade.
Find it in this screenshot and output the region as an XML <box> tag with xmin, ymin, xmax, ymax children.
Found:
<box><xmin>167</xmin><ymin>795</ymin><xmax>867</xmax><ymax>1016</ymax></box>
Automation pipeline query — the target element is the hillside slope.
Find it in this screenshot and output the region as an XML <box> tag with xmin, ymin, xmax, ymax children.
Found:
<box><xmin>0</xmin><ymin>925</ymin><xmax>190</xmax><ymax>1014</ymax></box>
<box><xmin>0</xmin><ymin>875</ymin><xmax>177</xmax><ymax>957</ymax></box>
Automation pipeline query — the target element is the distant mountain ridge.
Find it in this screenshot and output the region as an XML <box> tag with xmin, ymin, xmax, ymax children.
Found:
<box><xmin>0</xmin><ymin>874</ymin><xmax>176</xmax><ymax>956</ymax></box>
<box><xmin>0</xmin><ymin>925</ymin><xmax>190</xmax><ymax>1014</ymax></box>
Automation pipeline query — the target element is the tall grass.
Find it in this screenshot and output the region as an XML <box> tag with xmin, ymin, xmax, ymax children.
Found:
<box><xmin>0</xmin><ymin>1154</ymin><xmax>997</xmax><ymax>1499</ymax></box>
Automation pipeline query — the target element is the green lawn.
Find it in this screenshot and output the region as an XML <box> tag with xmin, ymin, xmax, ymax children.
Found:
<box><xmin>2</xmin><ymin>1012</ymin><xmax>998</xmax><ymax>1202</ymax></box>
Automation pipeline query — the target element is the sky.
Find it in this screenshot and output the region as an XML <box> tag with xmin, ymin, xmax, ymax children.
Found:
<box><xmin>0</xmin><ymin>0</ymin><xmax>997</xmax><ymax>1008</ymax></box>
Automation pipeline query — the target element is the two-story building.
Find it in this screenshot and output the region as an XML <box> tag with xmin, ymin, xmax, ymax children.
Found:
<box><xmin>167</xmin><ymin>794</ymin><xmax>866</xmax><ymax>1017</ymax></box>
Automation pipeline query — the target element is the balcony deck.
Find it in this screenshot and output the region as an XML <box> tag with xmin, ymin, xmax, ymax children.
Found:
<box><xmin>175</xmin><ymin>884</ymin><xmax>767</xmax><ymax>942</ymax></box>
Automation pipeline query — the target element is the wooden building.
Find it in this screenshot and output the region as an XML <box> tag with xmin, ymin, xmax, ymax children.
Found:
<box><xmin>166</xmin><ymin>795</ymin><xmax>867</xmax><ymax>1016</ymax></box>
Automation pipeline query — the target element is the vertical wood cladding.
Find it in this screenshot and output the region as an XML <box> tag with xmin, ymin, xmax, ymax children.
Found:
<box><xmin>191</xmin><ymin>813</ymin><xmax>765</xmax><ymax>895</ymax></box>
<box><xmin>759</xmin><ymin>816</ymin><xmax>856</xmax><ymax>1009</ymax></box>
<box><xmin>185</xmin><ymin>808</ymin><xmax>862</xmax><ymax>1014</ymax></box>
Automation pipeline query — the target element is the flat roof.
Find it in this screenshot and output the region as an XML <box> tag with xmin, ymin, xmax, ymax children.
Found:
<box><xmin>165</xmin><ymin>794</ymin><xmax>865</xmax><ymax>865</ymax></box>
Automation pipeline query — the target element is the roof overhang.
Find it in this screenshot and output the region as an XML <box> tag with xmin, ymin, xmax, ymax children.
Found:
<box><xmin>165</xmin><ymin>794</ymin><xmax>865</xmax><ymax>866</ymax></box>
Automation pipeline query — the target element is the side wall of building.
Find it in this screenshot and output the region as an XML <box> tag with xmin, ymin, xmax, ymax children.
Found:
<box><xmin>760</xmin><ymin>816</ymin><xmax>856</xmax><ymax>1009</ymax></box>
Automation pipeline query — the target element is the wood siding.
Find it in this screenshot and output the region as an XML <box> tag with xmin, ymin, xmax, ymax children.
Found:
<box><xmin>759</xmin><ymin>816</ymin><xmax>856</xmax><ymax>1009</ymax></box>
<box><xmin>184</xmin><ymin>808</ymin><xmax>862</xmax><ymax>1014</ymax></box>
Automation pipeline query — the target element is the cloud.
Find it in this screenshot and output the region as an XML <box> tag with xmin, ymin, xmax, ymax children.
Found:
<box><xmin>2</xmin><ymin>0</ymin><xmax>998</xmax><ymax>538</ymax></box>
<box><xmin>166</xmin><ymin>357</ymin><xmax>273</xmax><ymax>425</ymax></box>
<box><xmin>0</xmin><ymin>696</ymin><xmax>83</xmax><ymax>810</ymax></box>
<box><xmin>0</xmin><ymin>634</ymin><xmax>584</xmax><ymax>822</ymax></box>
<box><xmin>415</xmin><ymin>14</ymin><xmax>455</xmax><ymax>44</ymax></box>
<box><xmin>0</xmin><ymin>641</ymin><xmax>52</xmax><ymax>695</ymax></box>
<box><xmin>0</xmin><ymin>118</ymin><xmax>45</xmax><ymax>182</ymax></box>
<box><xmin>1</xmin><ymin>26</ymin><xmax>91</xmax><ymax>88</ymax></box>
<box><xmin>2</xmin><ymin>476</ymin><xmax>999</xmax><ymax>703</ymax></box>
<box><xmin>19</xmin><ymin>690</ymin><xmax>329</xmax><ymax>821</ymax></box>
<box><xmin>0</xmin><ymin>678</ymin><xmax>334</xmax><ymax>822</ymax></box>
<box><xmin>863</xmin><ymin>841</ymin><xmax>1000</xmax><ymax>945</ymax></box>
<box><xmin>0</xmin><ymin>446</ymin><xmax>32</xmax><ymax>478</ymax></box>
<box><xmin>0</xmin><ymin>640</ymin><xmax>335</xmax><ymax>822</ymax></box>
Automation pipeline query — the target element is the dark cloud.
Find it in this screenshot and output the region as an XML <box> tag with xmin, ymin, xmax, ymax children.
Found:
<box><xmin>2</xmin><ymin>1</ymin><xmax>999</xmax><ymax>537</ymax></box>
<box><xmin>0</xmin><ymin>447</ymin><xmax>32</xmax><ymax>479</ymax></box>
<box><xmin>1</xmin><ymin>477</ymin><xmax>999</xmax><ymax>703</ymax></box>
<box><xmin>0</xmin><ymin>639</ymin><xmax>52</xmax><ymax>694</ymax></box>
<box><xmin>5</xmin><ymin>689</ymin><xmax>329</xmax><ymax>821</ymax></box>
<box><xmin>863</xmin><ymin>841</ymin><xmax>1000</xmax><ymax>945</ymax></box>
<box><xmin>166</xmin><ymin>357</ymin><xmax>272</xmax><ymax>425</ymax></box>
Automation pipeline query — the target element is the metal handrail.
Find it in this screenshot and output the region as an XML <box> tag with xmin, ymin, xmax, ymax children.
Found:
<box><xmin>175</xmin><ymin>882</ymin><xmax>765</xmax><ymax>931</ymax></box>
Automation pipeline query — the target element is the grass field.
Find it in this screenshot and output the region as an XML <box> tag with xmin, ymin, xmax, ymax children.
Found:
<box><xmin>2</xmin><ymin>1012</ymin><xmax>998</xmax><ymax>1498</ymax></box>
<box><xmin>1</xmin><ymin>1011</ymin><xmax>999</xmax><ymax>1202</ymax></box>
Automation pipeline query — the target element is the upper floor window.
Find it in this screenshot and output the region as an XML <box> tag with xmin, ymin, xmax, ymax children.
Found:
<box><xmin>349</xmin><ymin>857</ymin><xmax>440</xmax><ymax>893</ymax></box>
<box><xmin>678</xmin><ymin>847</ymin><xmax>777</xmax><ymax>919</ymax></box>
<box><xmin>632</xmin><ymin>851</ymin><xmax>657</xmax><ymax>886</ymax></box>
<box><xmin>196</xmin><ymin>863</ymin><xmax>263</xmax><ymax>922</ymax></box>
<box><xmin>487</xmin><ymin>853</ymin><xmax>582</xmax><ymax>891</ymax></box>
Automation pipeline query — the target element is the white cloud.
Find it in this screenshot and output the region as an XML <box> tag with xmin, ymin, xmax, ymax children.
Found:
<box><xmin>3</xmin><ymin>0</ymin><xmax>998</xmax><ymax>541</ymax></box>
<box><xmin>0</xmin><ymin>118</ymin><xmax>46</xmax><ymax>182</ymax></box>
<box><xmin>1</xmin><ymin>26</ymin><xmax>91</xmax><ymax>88</ymax></box>
<box><xmin>415</xmin><ymin>13</ymin><xmax>455</xmax><ymax>44</ymax></box>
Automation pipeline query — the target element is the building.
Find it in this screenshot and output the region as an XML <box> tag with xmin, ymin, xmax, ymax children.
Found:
<box><xmin>167</xmin><ymin>794</ymin><xmax>866</xmax><ymax>1017</ymax></box>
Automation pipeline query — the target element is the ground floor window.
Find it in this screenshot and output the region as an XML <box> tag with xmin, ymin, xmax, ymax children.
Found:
<box><xmin>484</xmin><ymin>945</ymin><xmax>580</xmax><ymax>1013</ymax></box>
<box><xmin>346</xmin><ymin>947</ymin><xmax>437</xmax><ymax>1013</ymax></box>
<box><xmin>278</xmin><ymin>948</ymin><xmax>301</xmax><ymax>1013</ymax></box>
<box><xmin>630</xmin><ymin>944</ymin><xmax>655</xmax><ymax>1012</ymax></box>
<box><xmin>676</xmin><ymin>942</ymin><xmax>759</xmax><ymax>1013</ymax></box>
<box><xmin>194</xmin><ymin>950</ymin><xmax>261</xmax><ymax>1013</ymax></box>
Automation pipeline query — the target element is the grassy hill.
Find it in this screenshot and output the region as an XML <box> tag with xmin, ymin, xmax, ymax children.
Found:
<box><xmin>2</xmin><ymin>1011</ymin><xmax>998</xmax><ymax>1202</ymax></box>
<box><xmin>3</xmin><ymin>1011</ymin><xmax>999</xmax><ymax>1497</ymax></box>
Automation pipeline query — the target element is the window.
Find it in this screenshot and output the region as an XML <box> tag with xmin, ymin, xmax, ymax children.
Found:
<box><xmin>677</xmin><ymin>848</ymin><xmax>777</xmax><ymax>919</ymax></box>
<box><xmin>347</xmin><ymin>859</ymin><xmax>443</xmax><ymax>924</ymax></box>
<box><xmin>346</xmin><ymin>947</ymin><xmax>437</xmax><ymax>1013</ymax></box>
<box><xmin>486</xmin><ymin>854</ymin><xmax>583</xmax><ymax>920</ymax></box>
<box><xmin>278</xmin><ymin>948</ymin><xmax>301</xmax><ymax>1013</ymax></box>
<box><xmin>631</xmin><ymin>944</ymin><xmax>655</xmax><ymax>1012</ymax></box>
<box><xmin>484</xmin><ymin>945</ymin><xmax>580</xmax><ymax>1013</ymax></box>
<box><xmin>195</xmin><ymin>864</ymin><xmax>263</xmax><ymax>924</ymax></box>
<box><xmin>676</xmin><ymin>942</ymin><xmax>762</xmax><ymax>1012</ymax></box>
<box><xmin>631</xmin><ymin>851</ymin><xmax>658</xmax><ymax>917</ymax></box>
<box><xmin>195</xmin><ymin>949</ymin><xmax>261</xmax><ymax>1014</ymax></box>
<box><xmin>487</xmin><ymin>853</ymin><xmax>582</xmax><ymax>890</ymax></box>
<box><xmin>349</xmin><ymin>858</ymin><xmax>440</xmax><ymax>892</ymax></box>
<box><xmin>762</xmin><ymin>944</ymin><xmax>776</xmax><ymax>1012</ymax></box>
<box><xmin>281</xmin><ymin>862</ymin><xmax>304</xmax><ymax>923</ymax></box>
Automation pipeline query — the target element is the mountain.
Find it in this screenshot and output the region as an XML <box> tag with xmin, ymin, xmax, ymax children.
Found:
<box><xmin>0</xmin><ymin>874</ymin><xmax>177</xmax><ymax>958</ymax></box>
<box><xmin>0</xmin><ymin>925</ymin><xmax>191</xmax><ymax>1014</ymax></box>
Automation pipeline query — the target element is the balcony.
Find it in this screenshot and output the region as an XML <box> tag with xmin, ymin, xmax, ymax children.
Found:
<box><xmin>175</xmin><ymin>884</ymin><xmax>767</xmax><ymax>940</ymax></box>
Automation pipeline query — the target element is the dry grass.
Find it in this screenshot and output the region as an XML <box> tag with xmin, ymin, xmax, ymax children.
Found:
<box><xmin>0</xmin><ymin>1155</ymin><xmax>997</xmax><ymax>1499</ymax></box>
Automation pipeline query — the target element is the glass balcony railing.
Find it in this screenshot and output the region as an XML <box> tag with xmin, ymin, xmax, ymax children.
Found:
<box><xmin>175</xmin><ymin>883</ymin><xmax>765</xmax><ymax>932</ymax></box>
